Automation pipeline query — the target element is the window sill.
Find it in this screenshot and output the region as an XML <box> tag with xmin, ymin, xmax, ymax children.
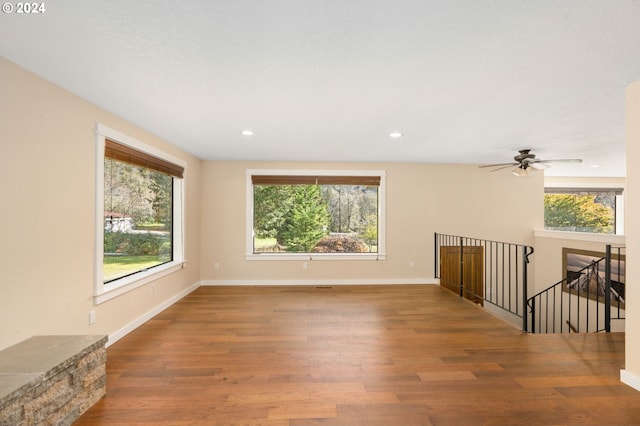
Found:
<box><xmin>534</xmin><ymin>229</ymin><xmax>625</xmax><ymax>244</ymax></box>
<box><xmin>94</xmin><ymin>260</ymin><xmax>185</xmax><ymax>304</ymax></box>
<box><xmin>245</xmin><ymin>253</ymin><xmax>386</xmax><ymax>261</ymax></box>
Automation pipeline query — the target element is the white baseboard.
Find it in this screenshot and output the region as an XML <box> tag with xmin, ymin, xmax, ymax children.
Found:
<box><xmin>201</xmin><ymin>278</ymin><xmax>438</xmax><ymax>286</ymax></box>
<box><xmin>106</xmin><ymin>281</ymin><xmax>201</xmax><ymax>347</ymax></box>
<box><xmin>621</xmin><ymin>369</ymin><xmax>640</xmax><ymax>392</ymax></box>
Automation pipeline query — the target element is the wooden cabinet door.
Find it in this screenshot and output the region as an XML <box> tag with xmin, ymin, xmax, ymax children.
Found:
<box><xmin>440</xmin><ymin>246</ymin><xmax>484</xmax><ymax>305</ymax></box>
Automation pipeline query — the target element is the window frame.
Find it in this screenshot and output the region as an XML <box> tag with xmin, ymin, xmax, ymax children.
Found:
<box><xmin>94</xmin><ymin>123</ymin><xmax>186</xmax><ymax>304</ymax></box>
<box><xmin>246</xmin><ymin>169</ymin><xmax>386</xmax><ymax>261</ymax></box>
<box><xmin>543</xmin><ymin>185</ymin><xmax>624</xmax><ymax>235</ymax></box>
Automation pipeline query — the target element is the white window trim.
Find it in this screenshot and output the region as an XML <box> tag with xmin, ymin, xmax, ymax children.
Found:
<box><xmin>94</xmin><ymin>123</ymin><xmax>187</xmax><ymax>304</ymax></box>
<box><xmin>246</xmin><ymin>169</ymin><xmax>386</xmax><ymax>260</ymax></box>
<box><xmin>544</xmin><ymin>182</ymin><xmax>625</xmax><ymax>236</ymax></box>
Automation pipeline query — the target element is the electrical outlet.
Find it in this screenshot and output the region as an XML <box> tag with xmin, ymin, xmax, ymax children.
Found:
<box><xmin>214</xmin><ymin>262</ymin><xmax>220</xmax><ymax>270</ymax></box>
<box><xmin>89</xmin><ymin>310</ymin><xmax>96</xmax><ymax>325</ymax></box>
<box><xmin>303</xmin><ymin>262</ymin><xmax>308</xmax><ymax>270</ymax></box>
<box><xmin>409</xmin><ymin>261</ymin><xmax>415</xmax><ymax>268</ymax></box>
<box><xmin>151</xmin><ymin>285</ymin><xmax>157</xmax><ymax>295</ymax></box>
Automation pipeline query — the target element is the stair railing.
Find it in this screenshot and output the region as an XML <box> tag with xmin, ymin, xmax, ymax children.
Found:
<box><xmin>434</xmin><ymin>233</ymin><xmax>535</xmax><ymax>331</ymax></box>
<box><xmin>527</xmin><ymin>245</ymin><xmax>625</xmax><ymax>333</ymax></box>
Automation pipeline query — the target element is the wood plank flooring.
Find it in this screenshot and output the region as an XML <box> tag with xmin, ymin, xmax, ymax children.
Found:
<box><xmin>75</xmin><ymin>285</ymin><xmax>640</xmax><ymax>425</ymax></box>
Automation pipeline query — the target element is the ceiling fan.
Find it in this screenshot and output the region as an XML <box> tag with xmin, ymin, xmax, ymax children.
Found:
<box><xmin>479</xmin><ymin>149</ymin><xmax>582</xmax><ymax>176</ymax></box>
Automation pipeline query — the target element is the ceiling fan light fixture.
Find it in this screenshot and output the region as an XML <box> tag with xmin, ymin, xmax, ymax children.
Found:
<box><xmin>512</xmin><ymin>166</ymin><xmax>536</xmax><ymax>177</ymax></box>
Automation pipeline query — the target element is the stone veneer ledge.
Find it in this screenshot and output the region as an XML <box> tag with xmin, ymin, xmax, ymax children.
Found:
<box><xmin>0</xmin><ymin>335</ymin><xmax>107</xmax><ymax>426</ymax></box>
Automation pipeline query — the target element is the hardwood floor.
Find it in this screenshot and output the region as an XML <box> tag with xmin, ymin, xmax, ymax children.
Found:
<box><xmin>76</xmin><ymin>285</ymin><xmax>640</xmax><ymax>425</ymax></box>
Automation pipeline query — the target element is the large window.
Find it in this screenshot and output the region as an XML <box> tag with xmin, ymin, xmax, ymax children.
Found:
<box><xmin>247</xmin><ymin>170</ymin><xmax>386</xmax><ymax>259</ymax></box>
<box><xmin>544</xmin><ymin>187</ymin><xmax>623</xmax><ymax>234</ymax></box>
<box><xmin>95</xmin><ymin>124</ymin><xmax>186</xmax><ymax>303</ymax></box>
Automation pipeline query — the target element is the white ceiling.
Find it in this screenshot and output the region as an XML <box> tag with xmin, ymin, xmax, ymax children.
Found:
<box><xmin>2</xmin><ymin>1</ymin><xmax>639</xmax><ymax>177</ymax></box>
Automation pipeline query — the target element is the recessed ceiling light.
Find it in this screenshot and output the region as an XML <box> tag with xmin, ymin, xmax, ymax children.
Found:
<box><xmin>241</xmin><ymin>130</ymin><xmax>254</xmax><ymax>136</ymax></box>
<box><xmin>591</xmin><ymin>164</ymin><xmax>601</xmax><ymax>168</ymax></box>
<box><xmin>389</xmin><ymin>132</ymin><xmax>403</xmax><ymax>138</ymax></box>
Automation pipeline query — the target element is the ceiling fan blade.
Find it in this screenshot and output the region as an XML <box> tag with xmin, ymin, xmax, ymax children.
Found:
<box><xmin>481</xmin><ymin>150</ymin><xmax>582</xmax><ymax>175</ymax></box>
<box><xmin>488</xmin><ymin>164</ymin><xmax>517</xmax><ymax>172</ymax></box>
<box><xmin>479</xmin><ymin>162</ymin><xmax>518</xmax><ymax>168</ymax></box>
<box><xmin>529</xmin><ymin>162</ymin><xmax>549</xmax><ymax>170</ymax></box>
<box><xmin>532</xmin><ymin>159</ymin><xmax>582</xmax><ymax>164</ymax></box>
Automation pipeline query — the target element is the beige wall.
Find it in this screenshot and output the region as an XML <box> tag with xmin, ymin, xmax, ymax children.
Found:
<box><xmin>623</xmin><ymin>81</ymin><xmax>640</xmax><ymax>386</ymax></box>
<box><xmin>533</xmin><ymin>232</ymin><xmax>625</xmax><ymax>295</ymax></box>
<box><xmin>0</xmin><ymin>57</ymin><xmax>202</xmax><ymax>351</ymax></box>
<box><xmin>200</xmin><ymin>161</ymin><xmax>543</xmax><ymax>283</ymax></box>
<box><xmin>532</xmin><ymin>232</ymin><xmax>626</xmax><ymax>333</ymax></box>
<box><xmin>545</xmin><ymin>176</ymin><xmax>626</xmax><ymax>187</ymax></box>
